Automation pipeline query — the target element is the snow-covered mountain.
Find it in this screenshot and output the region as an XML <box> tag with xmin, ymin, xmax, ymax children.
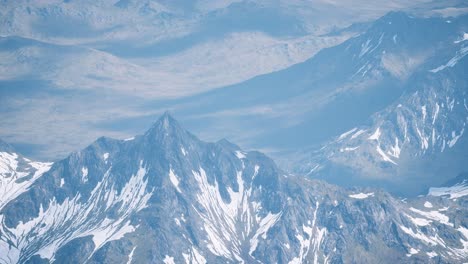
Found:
<box><xmin>285</xmin><ymin>12</ymin><xmax>468</xmax><ymax>196</ymax></box>
<box><xmin>0</xmin><ymin>139</ymin><xmax>52</xmax><ymax>211</ymax></box>
<box><xmin>0</xmin><ymin>113</ymin><xmax>466</xmax><ymax>263</ymax></box>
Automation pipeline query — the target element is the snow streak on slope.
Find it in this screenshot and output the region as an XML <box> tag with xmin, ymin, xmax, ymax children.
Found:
<box><xmin>192</xmin><ymin>166</ymin><xmax>281</xmax><ymax>261</ymax></box>
<box><xmin>0</xmin><ymin>151</ymin><xmax>52</xmax><ymax>210</ymax></box>
<box><xmin>428</xmin><ymin>183</ymin><xmax>468</xmax><ymax>199</ymax></box>
<box><xmin>0</xmin><ymin>161</ymin><xmax>152</xmax><ymax>263</ymax></box>
<box><xmin>289</xmin><ymin>202</ymin><xmax>327</xmax><ymax>264</ymax></box>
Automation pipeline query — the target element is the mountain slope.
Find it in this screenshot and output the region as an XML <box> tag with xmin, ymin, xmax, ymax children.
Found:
<box><xmin>0</xmin><ymin>114</ymin><xmax>466</xmax><ymax>263</ymax></box>
<box><xmin>290</xmin><ymin>17</ymin><xmax>468</xmax><ymax>195</ymax></box>
<box><xmin>0</xmin><ymin>139</ymin><xmax>52</xmax><ymax>211</ymax></box>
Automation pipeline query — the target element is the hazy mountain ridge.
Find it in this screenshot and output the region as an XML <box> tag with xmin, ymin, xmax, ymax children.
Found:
<box><xmin>273</xmin><ymin>12</ymin><xmax>468</xmax><ymax>196</ymax></box>
<box><xmin>0</xmin><ymin>114</ymin><xmax>466</xmax><ymax>263</ymax></box>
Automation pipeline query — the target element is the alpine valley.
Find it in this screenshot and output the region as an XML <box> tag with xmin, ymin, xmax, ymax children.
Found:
<box><xmin>0</xmin><ymin>113</ymin><xmax>467</xmax><ymax>263</ymax></box>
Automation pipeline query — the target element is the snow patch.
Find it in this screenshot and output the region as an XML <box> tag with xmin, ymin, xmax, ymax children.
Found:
<box><xmin>127</xmin><ymin>247</ymin><xmax>136</xmax><ymax>264</ymax></box>
<box><xmin>0</xmin><ymin>153</ymin><xmax>52</xmax><ymax>210</ymax></box>
<box><xmin>454</xmin><ymin>32</ymin><xmax>468</xmax><ymax>43</ymax></box>
<box><xmin>430</xmin><ymin>46</ymin><xmax>468</xmax><ymax>73</ymax></box>
<box><xmin>424</xmin><ymin>201</ymin><xmax>433</xmax><ymax>208</ymax></box>
<box><xmin>163</xmin><ymin>255</ymin><xmax>175</xmax><ymax>264</ymax></box>
<box><xmin>349</xmin><ymin>192</ymin><xmax>374</xmax><ymax>199</ymax></box>
<box><xmin>235</xmin><ymin>151</ymin><xmax>246</xmax><ymax>159</ymax></box>
<box><xmin>81</xmin><ymin>167</ymin><xmax>89</xmax><ymax>183</ymax></box>
<box><xmin>249</xmin><ymin>212</ymin><xmax>283</xmax><ymax>255</ymax></box>
<box><xmin>406</xmin><ymin>247</ymin><xmax>419</xmax><ymax>257</ymax></box>
<box><xmin>448</xmin><ymin>128</ymin><xmax>464</xmax><ymax>148</ymax></box>
<box><xmin>338</xmin><ymin>128</ymin><xmax>357</xmax><ymax>140</ymax></box>
<box><xmin>388</xmin><ymin>138</ymin><xmax>401</xmax><ymax>159</ymax></box>
<box><xmin>368</xmin><ymin>127</ymin><xmax>381</xmax><ymax>141</ymax></box>
<box><xmin>0</xmin><ymin>161</ymin><xmax>152</xmax><ymax>262</ymax></box>
<box><xmin>428</xmin><ymin>183</ymin><xmax>468</xmax><ymax>199</ymax></box>
<box><xmin>182</xmin><ymin>247</ymin><xmax>206</xmax><ymax>264</ymax></box>
<box><xmin>406</xmin><ymin>214</ymin><xmax>432</xmax><ymax>226</ymax></box>
<box><xmin>422</xmin><ymin>105</ymin><xmax>427</xmax><ymax>121</ymax></box>
<box><xmin>376</xmin><ymin>145</ymin><xmax>397</xmax><ymax>165</ymax></box>
<box><xmin>169</xmin><ymin>167</ymin><xmax>182</xmax><ymax>193</ymax></box>
<box><xmin>399</xmin><ymin>225</ymin><xmax>446</xmax><ymax>246</ymax></box>
<box><xmin>410</xmin><ymin>207</ymin><xmax>453</xmax><ymax>227</ymax></box>
<box><xmin>351</xmin><ymin>129</ymin><xmax>366</xmax><ymax>139</ymax></box>
<box><xmin>339</xmin><ymin>146</ymin><xmax>359</xmax><ymax>152</ymax></box>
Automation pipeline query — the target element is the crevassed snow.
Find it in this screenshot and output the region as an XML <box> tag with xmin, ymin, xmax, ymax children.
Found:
<box><xmin>169</xmin><ymin>168</ymin><xmax>182</xmax><ymax>193</ymax></box>
<box><xmin>428</xmin><ymin>183</ymin><xmax>468</xmax><ymax>199</ymax></box>
<box><xmin>368</xmin><ymin>127</ymin><xmax>381</xmax><ymax>141</ymax></box>
<box><xmin>349</xmin><ymin>192</ymin><xmax>374</xmax><ymax>199</ymax></box>
<box><xmin>0</xmin><ymin>160</ymin><xmax>152</xmax><ymax>263</ymax></box>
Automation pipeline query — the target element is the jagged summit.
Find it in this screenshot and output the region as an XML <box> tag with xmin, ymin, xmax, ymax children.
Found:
<box><xmin>145</xmin><ymin>111</ymin><xmax>184</xmax><ymax>136</ymax></box>
<box><xmin>141</xmin><ymin>112</ymin><xmax>200</xmax><ymax>151</ymax></box>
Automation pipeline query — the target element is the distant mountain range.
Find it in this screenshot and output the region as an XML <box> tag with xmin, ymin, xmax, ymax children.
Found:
<box><xmin>0</xmin><ymin>113</ymin><xmax>466</xmax><ymax>263</ymax></box>
<box><xmin>154</xmin><ymin>11</ymin><xmax>468</xmax><ymax>197</ymax></box>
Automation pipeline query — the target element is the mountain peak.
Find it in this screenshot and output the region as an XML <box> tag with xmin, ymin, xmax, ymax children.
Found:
<box><xmin>146</xmin><ymin>111</ymin><xmax>180</xmax><ymax>133</ymax></box>
<box><xmin>143</xmin><ymin>111</ymin><xmax>197</xmax><ymax>145</ymax></box>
